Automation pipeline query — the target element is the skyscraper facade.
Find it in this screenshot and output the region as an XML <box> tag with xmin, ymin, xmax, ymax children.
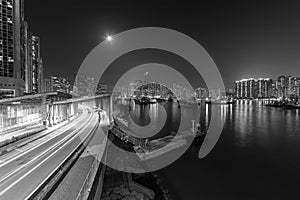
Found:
<box><xmin>30</xmin><ymin>35</ymin><xmax>43</xmax><ymax>93</ymax></box>
<box><xmin>235</xmin><ymin>80</ymin><xmax>242</xmax><ymax>98</ymax></box>
<box><xmin>86</xmin><ymin>76</ymin><xmax>95</xmax><ymax>96</ymax></box>
<box><xmin>43</xmin><ymin>77</ymin><xmax>52</xmax><ymax>93</ymax></box>
<box><xmin>277</xmin><ymin>75</ymin><xmax>287</xmax><ymax>97</ymax></box>
<box><xmin>51</xmin><ymin>76</ymin><xmax>70</xmax><ymax>94</ymax></box>
<box><xmin>0</xmin><ymin>0</ymin><xmax>43</xmax><ymax>97</ymax></box>
<box><xmin>23</xmin><ymin>31</ymin><xmax>43</xmax><ymax>94</ymax></box>
<box><xmin>257</xmin><ymin>78</ymin><xmax>272</xmax><ymax>98</ymax></box>
<box><xmin>195</xmin><ymin>88</ymin><xmax>208</xmax><ymax>99</ymax></box>
<box><xmin>235</xmin><ymin>78</ymin><xmax>273</xmax><ymax>99</ymax></box>
<box><xmin>235</xmin><ymin>79</ymin><xmax>258</xmax><ymax>99</ymax></box>
<box><xmin>0</xmin><ymin>0</ymin><xmax>25</xmax><ymax>97</ymax></box>
<box><xmin>236</xmin><ymin>76</ymin><xmax>300</xmax><ymax>99</ymax></box>
<box><xmin>75</xmin><ymin>74</ymin><xmax>95</xmax><ymax>97</ymax></box>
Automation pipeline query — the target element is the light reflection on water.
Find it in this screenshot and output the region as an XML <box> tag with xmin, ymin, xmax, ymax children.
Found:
<box><xmin>114</xmin><ymin>100</ymin><xmax>211</xmax><ymax>140</ymax></box>
<box><xmin>114</xmin><ymin>99</ymin><xmax>300</xmax><ymax>146</ymax></box>
<box><xmin>114</xmin><ymin>99</ymin><xmax>300</xmax><ymax>199</ymax></box>
<box><xmin>233</xmin><ymin>100</ymin><xmax>300</xmax><ymax>148</ymax></box>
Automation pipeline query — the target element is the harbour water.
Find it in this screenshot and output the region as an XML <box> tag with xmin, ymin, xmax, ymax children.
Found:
<box><xmin>114</xmin><ymin>100</ymin><xmax>300</xmax><ymax>200</ymax></box>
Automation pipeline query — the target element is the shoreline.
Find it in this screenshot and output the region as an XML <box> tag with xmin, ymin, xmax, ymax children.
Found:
<box><xmin>102</xmin><ymin>130</ymin><xmax>179</xmax><ymax>200</ymax></box>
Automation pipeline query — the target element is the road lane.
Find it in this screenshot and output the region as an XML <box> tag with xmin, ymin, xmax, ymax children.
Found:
<box><xmin>0</xmin><ymin>107</ymin><xmax>89</xmax><ymax>168</ymax></box>
<box><xmin>49</xmin><ymin>122</ymin><xmax>110</xmax><ymax>200</ymax></box>
<box><xmin>0</xmin><ymin>107</ymin><xmax>99</xmax><ymax>200</ymax></box>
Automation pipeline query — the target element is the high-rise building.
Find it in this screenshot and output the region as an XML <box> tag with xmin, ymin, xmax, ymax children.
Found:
<box><xmin>208</xmin><ymin>88</ymin><xmax>225</xmax><ymax>100</ymax></box>
<box><xmin>0</xmin><ymin>0</ymin><xmax>25</xmax><ymax>97</ymax></box>
<box><xmin>236</xmin><ymin>76</ymin><xmax>300</xmax><ymax>99</ymax></box>
<box><xmin>235</xmin><ymin>78</ymin><xmax>262</xmax><ymax>99</ymax></box>
<box><xmin>0</xmin><ymin>0</ymin><xmax>43</xmax><ymax>97</ymax></box>
<box><xmin>287</xmin><ymin>76</ymin><xmax>298</xmax><ymax>98</ymax></box>
<box><xmin>29</xmin><ymin>35</ymin><xmax>43</xmax><ymax>94</ymax></box>
<box><xmin>235</xmin><ymin>80</ymin><xmax>242</xmax><ymax>98</ymax></box>
<box><xmin>277</xmin><ymin>75</ymin><xmax>287</xmax><ymax>97</ymax></box>
<box><xmin>270</xmin><ymin>79</ymin><xmax>278</xmax><ymax>98</ymax></box>
<box><xmin>134</xmin><ymin>82</ymin><xmax>172</xmax><ymax>98</ymax></box>
<box><xmin>51</xmin><ymin>76</ymin><xmax>70</xmax><ymax>94</ymax></box>
<box><xmin>23</xmin><ymin>20</ymin><xmax>30</xmax><ymax>93</ymax></box>
<box><xmin>257</xmin><ymin>78</ymin><xmax>272</xmax><ymax>98</ymax></box>
<box><xmin>275</xmin><ymin>75</ymin><xmax>299</xmax><ymax>98</ymax></box>
<box><xmin>235</xmin><ymin>79</ymin><xmax>256</xmax><ymax>99</ymax></box>
<box><xmin>75</xmin><ymin>74</ymin><xmax>96</xmax><ymax>97</ymax></box>
<box><xmin>195</xmin><ymin>88</ymin><xmax>208</xmax><ymax>99</ymax></box>
<box><xmin>43</xmin><ymin>77</ymin><xmax>52</xmax><ymax>93</ymax></box>
<box><xmin>86</xmin><ymin>76</ymin><xmax>95</xmax><ymax>96</ymax></box>
<box><xmin>128</xmin><ymin>82</ymin><xmax>138</xmax><ymax>97</ymax></box>
<box><xmin>296</xmin><ymin>78</ymin><xmax>300</xmax><ymax>98</ymax></box>
<box><xmin>70</xmin><ymin>85</ymin><xmax>78</xmax><ymax>96</ymax></box>
<box><xmin>226</xmin><ymin>89</ymin><xmax>235</xmax><ymax>98</ymax></box>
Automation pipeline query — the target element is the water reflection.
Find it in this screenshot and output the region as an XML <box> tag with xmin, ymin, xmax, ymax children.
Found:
<box><xmin>114</xmin><ymin>99</ymin><xmax>300</xmax><ymax>147</ymax></box>
<box><xmin>114</xmin><ymin>100</ymin><xmax>216</xmax><ymax>140</ymax></box>
<box><xmin>117</xmin><ymin>99</ymin><xmax>300</xmax><ymax>200</ymax></box>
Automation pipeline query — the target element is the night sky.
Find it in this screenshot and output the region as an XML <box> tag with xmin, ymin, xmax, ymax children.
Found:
<box><xmin>25</xmin><ymin>0</ymin><xmax>300</xmax><ymax>89</ymax></box>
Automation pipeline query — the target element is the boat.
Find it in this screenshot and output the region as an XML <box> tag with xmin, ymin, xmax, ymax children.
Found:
<box><xmin>134</xmin><ymin>97</ymin><xmax>151</xmax><ymax>105</ymax></box>
<box><xmin>265</xmin><ymin>100</ymin><xmax>300</xmax><ymax>109</ymax></box>
<box><xmin>226</xmin><ymin>98</ymin><xmax>236</xmax><ymax>104</ymax></box>
<box><xmin>265</xmin><ymin>100</ymin><xmax>283</xmax><ymax>108</ymax></box>
<box><xmin>205</xmin><ymin>98</ymin><xmax>236</xmax><ymax>105</ymax></box>
<box><xmin>149</xmin><ymin>98</ymin><xmax>157</xmax><ymax>104</ymax></box>
<box><xmin>265</xmin><ymin>104</ymin><xmax>283</xmax><ymax>108</ymax></box>
<box><xmin>205</xmin><ymin>98</ymin><xmax>212</xmax><ymax>104</ymax></box>
<box><xmin>156</xmin><ymin>98</ymin><xmax>165</xmax><ymax>102</ymax></box>
<box><xmin>167</xmin><ymin>97</ymin><xmax>174</xmax><ymax>102</ymax></box>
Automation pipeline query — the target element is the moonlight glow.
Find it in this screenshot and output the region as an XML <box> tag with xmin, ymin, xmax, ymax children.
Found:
<box><xmin>106</xmin><ymin>35</ymin><xmax>113</xmax><ymax>42</ymax></box>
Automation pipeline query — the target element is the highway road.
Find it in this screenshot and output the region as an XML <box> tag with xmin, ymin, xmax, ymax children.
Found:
<box><xmin>0</xmin><ymin>106</ymin><xmax>100</xmax><ymax>200</ymax></box>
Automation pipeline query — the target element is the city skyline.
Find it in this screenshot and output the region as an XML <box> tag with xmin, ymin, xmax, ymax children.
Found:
<box><xmin>0</xmin><ymin>0</ymin><xmax>44</xmax><ymax>98</ymax></box>
<box><xmin>1</xmin><ymin>1</ymin><xmax>300</xmax><ymax>200</ymax></box>
<box><xmin>3</xmin><ymin>0</ymin><xmax>300</xmax><ymax>98</ymax></box>
<box><xmin>24</xmin><ymin>0</ymin><xmax>300</xmax><ymax>89</ymax></box>
<box><xmin>235</xmin><ymin>75</ymin><xmax>300</xmax><ymax>99</ymax></box>
<box><xmin>0</xmin><ymin>0</ymin><xmax>26</xmax><ymax>97</ymax></box>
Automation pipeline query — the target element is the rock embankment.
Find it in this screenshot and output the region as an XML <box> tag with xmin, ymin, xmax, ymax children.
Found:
<box><xmin>101</xmin><ymin>184</ymin><xmax>151</xmax><ymax>200</ymax></box>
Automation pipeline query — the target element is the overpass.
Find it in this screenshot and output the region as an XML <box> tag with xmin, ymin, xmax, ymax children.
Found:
<box><xmin>0</xmin><ymin>92</ymin><xmax>116</xmax><ymax>131</ymax></box>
